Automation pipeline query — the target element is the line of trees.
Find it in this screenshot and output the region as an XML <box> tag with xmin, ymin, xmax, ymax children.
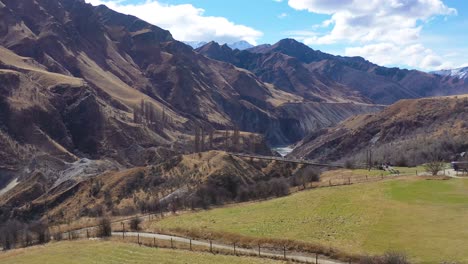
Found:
<box><xmin>133</xmin><ymin>100</ymin><xmax>172</xmax><ymax>132</ymax></box>
<box><xmin>0</xmin><ymin>220</ymin><xmax>49</xmax><ymax>250</ymax></box>
<box><xmin>193</xmin><ymin>127</ymin><xmax>259</xmax><ymax>153</ymax></box>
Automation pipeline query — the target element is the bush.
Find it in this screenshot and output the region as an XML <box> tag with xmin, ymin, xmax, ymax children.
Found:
<box><xmin>345</xmin><ymin>159</ymin><xmax>355</xmax><ymax>169</ymax></box>
<box><xmin>360</xmin><ymin>251</ymin><xmax>410</xmax><ymax>264</ymax></box>
<box><xmin>129</xmin><ymin>218</ymin><xmax>142</xmax><ymax>231</ymax></box>
<box><xmin>382</xmin><ymin>251</ymin><xmax>410</xmax><ymax>264</ymax></box>
<box><xmin>97</xmin><ymin>218</ymin><xmax>112</xmax><ymax>238</ymax></box>
<box><xmin>424</xmin><ymin>161</ymin><xmax>446</xmax><ymax>176</ymax></box>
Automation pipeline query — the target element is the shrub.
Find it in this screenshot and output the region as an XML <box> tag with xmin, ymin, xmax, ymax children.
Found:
<box><xmin>345</xmin><ymin>159</ymin><xmax>355</xmax><ymax>169</ymax></box>
<box><xmin>97</xmin><ymin>218</ymin><xmax>112</xmax><ymax>238</ymax></box>
<box><xmin>129</xmin><ymin>218</ymin><xmax>142</xmax><ymax>231</ymax></box>
<box><xmin>360</xmin><ymin>251</ymin><xmax>410</xmax><ymax>264</ymax></box>
<box><xmin>382</xmin><ymin>251</ymin><xmax>410</xmax><ymax>264</ymax></box>
<box><xmin>424</xmin><ymin>161</ymin><xmax>446</xmax><ymax>176</ymax></box>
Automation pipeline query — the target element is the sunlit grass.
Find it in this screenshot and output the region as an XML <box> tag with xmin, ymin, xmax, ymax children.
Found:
<box><xmin>151</xmin><ymin>177</ymin><xmax>468</xmax><ymax>263</ymax></box>
<box><xmin>0</xmin><ymin>240</ymin><xmax>286</xmax><ymax>264</ymax></box>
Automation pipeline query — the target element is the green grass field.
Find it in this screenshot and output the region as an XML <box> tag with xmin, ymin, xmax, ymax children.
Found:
<box><xmin>0</xmin><ymin>240</ymin><xmax>286</xmax><ymax>264</ymax></box>
<box><xmin>151</xmin><ymin>177</ymin><xmax>468</xmax><ymax>263</ymax></box>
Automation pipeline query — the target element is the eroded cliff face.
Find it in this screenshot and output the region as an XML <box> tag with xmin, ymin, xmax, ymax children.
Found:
<box><xmin>290</xmin><ymin>96</ymin><xmax>468</xmax><ymax>164</ymax></box>
<box><xmin>273</xmin><ymin>102</ymin><xmax>384</xmax><ymax>144</ymax></box>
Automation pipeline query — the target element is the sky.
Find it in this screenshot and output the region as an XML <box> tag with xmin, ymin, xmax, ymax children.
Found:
<box><xmin>85</xmin><ymin>0</ymin><xmax>468</xmax><ymax>71</ymax></box>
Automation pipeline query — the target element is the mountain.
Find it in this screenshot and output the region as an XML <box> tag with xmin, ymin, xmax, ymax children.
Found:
<box><xmin>227</xmin><ymin>40</ymin><xmax>254</xmax><ymax>50</ymax></box>
<box><xmin>290</xmin><ymin>96</ymin><xmax>468</xmax><ymax>166</ymax></box>
<box><xmin>183</xmin><ymin>41</ymin><xmax>208</xmax><ymax>49</ymax></box>
<box><xmin>185</xmin><ymin>40</ymin><xmax>253</xmax><ymax>50</ymax></box>
<box><xmin>197</xmin><ymin>39</ymin><xmax>468</xmax><ymax>105</ymax></box>
<box><xmin>432</xmin><ymin>67</ymin><xmax>468</xmax><ymax>80</ymax></box>
<box><xmin>0</xmin><ymin>0</ymin><xmax>384</xmax><ymax>215</ymax></box>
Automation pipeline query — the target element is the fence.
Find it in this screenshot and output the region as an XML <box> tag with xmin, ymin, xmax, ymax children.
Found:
<box><xmin>54</xmin><ymin>228</ymin><xmax>344</xmax><ymax>264</ymax></box>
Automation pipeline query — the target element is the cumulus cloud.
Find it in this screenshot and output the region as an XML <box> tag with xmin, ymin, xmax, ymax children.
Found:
<box><xmin>85</xmin><ymin>0</ymin><xmax>263</xmax><ymax>44</ymax></box>
<box><xmin>288</xmin><ymin>0</ymin><xmax>457</xmax><ymax>70</ymax></box>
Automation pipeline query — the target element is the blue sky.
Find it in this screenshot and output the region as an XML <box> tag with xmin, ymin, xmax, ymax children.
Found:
<box><xmin>86</xmin><ymin>0</ymin><xmax>468</xmax><ymax>71</ymax></box>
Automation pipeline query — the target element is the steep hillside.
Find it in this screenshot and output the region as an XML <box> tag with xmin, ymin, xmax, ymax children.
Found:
<box><xmin>1</xmin><ymin>151</ymin><xmax>304</xmax><ymax>221</ymax></box>
<box><xmin>290</xmin><ymin>96</ymin><xmax>468</xmax><ymax>165</ymax></box>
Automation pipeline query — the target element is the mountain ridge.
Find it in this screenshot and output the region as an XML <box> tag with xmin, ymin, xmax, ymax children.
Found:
<box><xmin>196</xmin><ymin>39</ymin><xmax>468</xmax><ymax>105</ymax></box>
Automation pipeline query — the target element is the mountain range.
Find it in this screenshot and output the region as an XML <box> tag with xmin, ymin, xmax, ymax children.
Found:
<box><xmin>0</xmin><ymin>0</ymin><xmax>467</xmax><ymax>221</ymax></box>
<box><xmin>196</xmin><ymin>39</ymin><xmax>468</xmax><ymax>105</ymax></box>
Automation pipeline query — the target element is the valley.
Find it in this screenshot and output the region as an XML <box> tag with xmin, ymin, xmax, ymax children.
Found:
<box><xmin>0</xmin><ymin>0</ymin><xmax>467</xmax><ymax>263</ymax></box>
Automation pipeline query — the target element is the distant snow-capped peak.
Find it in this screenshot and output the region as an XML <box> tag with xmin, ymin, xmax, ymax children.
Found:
<box><xmin>227</xmin><ymin>41</ymin><xmax>254</xmax><ymax>50</ymax></box>
<box><xmin>184</xmin><ymin>41</ymin><xmax>208</xmax><ymax>49</ymax></box>
<box><xmin>432</xmin><ymin>67</ymin><xmax>468</xmax><ymax>79</ymax></box>
<box><xmin>185</xmin><ymin>40</ymin><xmax>254</xmax><ymax>50</ymax></box>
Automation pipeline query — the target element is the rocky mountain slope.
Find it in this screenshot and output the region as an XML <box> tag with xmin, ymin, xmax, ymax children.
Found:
<box><xmin>197</xmin><ymin>39</ymin><xmax>468</xmax><ymax>105</ymax></box>
<box><xmin>290</xmin><ymin>96</ymin><xmax>468</xmax><ymax>166</ymax></box>
<box><xmin>1</xmin><ymin>151</ymin><xmax>305</xmax><ymax>220</ymax></box>
<box><xmin>0</xmin><ymin>0</ymin><xmax>383</xmax><ymax>213</ymax></box>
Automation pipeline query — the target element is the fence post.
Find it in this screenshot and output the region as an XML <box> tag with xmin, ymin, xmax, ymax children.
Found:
<box><xmin>416</xmin><ymin>170</ymin><xmax>418</xmax><ymax>176</ymax></box>
<box><xmin>86</xmin><ymin>229</ymin><xmax>89</xmax><ymax>239</ymax></box>
<box><xmin>283</xmin><ymin>245</ymin><xmax>286</xmax><ymax>259</ymax></box>
<box><xmin>348</xmin><ymin>177</ymin><xmax>351</xmax><ymax>185</ymax></box>
<box><xmin>138</xmin><ymin>233</ymin><xmax>140</xmax><ymax>245</ymax></box>
<box><xmin>154</xmin><ymin>237</ymin><xmax>156</xmax><ymax>247</ymax></box>
<box><xmin>171</xmin><ymin>238</ymin><xmax>174</xmax><ymax>249</ymax></box>
<box><xmin>366</xmin><ymin>175</ymin><xmax>368</xmax><ymax>180</ymax></box>
<box><xmin>68</xmin><ymin>232</ymin><xmax>71</xmax><ymax>240</ymax></box>
<box><xmin>210</xmin><ymin>240</ymin><xmax>213</xmax><ymax>253</ymax></box>
<box><xmin>234</xmin><ymin>242</ymin><xmax>236</xmax><ymax>255</ymax></box>
<box><xmin>190</xmin><ymin>239</ymin><xmax>192</xmax><ymax>251</ymax></box>
<box><xmin>316</xmin><ymin>253</ymin><xmax>318</xmax><ymax>264</ymax></box>
<box><xmin>329</xmin><ymin>179</ymin><xmax>331</xmax><ymax>186</ymax></box>
<box><xmin>258</xmin><ymin>244</ymin><xmax>261</xmax><ymax>256</ymax></box>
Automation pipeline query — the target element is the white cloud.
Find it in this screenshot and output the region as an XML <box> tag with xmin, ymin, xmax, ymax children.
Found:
<box><xmin>85</xmin><ymin>0</ymin><xmax>263</xmax><ymax>45</ymax></box>
<box><xmin>345</xmin><ymin>43</ymin><xmax>456</xmax><ymax>70</ymax></box>
<box><xmin>278</xmin><ymin>13</ymin><xmax>288</xmax><ymax>19</ymax></box>
<box><xmin>287</xmin><ymin>0</ymin><xmax>458</xmax><ymax>70</ymax></box>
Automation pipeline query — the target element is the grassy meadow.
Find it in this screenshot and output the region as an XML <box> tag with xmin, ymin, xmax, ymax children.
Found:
<box><xmin>150</xmin><ymin>177</ymin><xmax>468</xmax><ymax>263</ymax></box>
<box><xmin>0</xmin><ymin>240</ymin><xmax>286</xmax><ymax>264</ymax></box>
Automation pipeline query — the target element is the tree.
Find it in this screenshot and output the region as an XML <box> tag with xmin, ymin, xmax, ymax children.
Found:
<box><xmin>133</xmin><ymin>106</ymin><xmax>141</xmax><ymax>124</ymax></box>
<box><xmin>194</xmin><ymin>127</ymin><xmax>200</xmax><ymax>153</ymax></box>
<box><xmin>97</xmin><ymin>218</ymin><xmax>112</xmax><ymax>237</ymax></box>
<box><xmin>200</xmin><ymin>127</ymin><xmax>205</xmax><ymax>152</ymax></box>
<box><xmin>208</xmin><ymin>130</ymin><xmax>214</xmax><ymax>150</ymax></box>
<box><xmin>423</xmin><ymin>147</ymin><xmax>446</xmax><ymax>176</ymax></box>
<box><xmin>231</xmin><ymin>127</ymin><xmax>240</xmax><ymax>152</ymax></box>
<box><xmin>424</xmin><ymin>161</ymin><xmax>446</xmax><ymax>176</ymax></box>
<box><xmin>224</xmin><ymin>130</ymin><xmax>229</xmax><ymax>150</ymax></box>
<box><xmin>140</xmin><ymin>99</ymin><xmax>145</xmax><ymax>124</ymax></box>
<box><xmin>129</xmin><ymin>218</ymin><xmax>142</xmax><ymax>231</ymax></box>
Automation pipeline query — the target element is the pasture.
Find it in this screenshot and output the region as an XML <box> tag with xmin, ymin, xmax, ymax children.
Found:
<box><xmin>151</xmin><ymin>177</ymin><xmax>468</xmax><ymax>263</ymax></box>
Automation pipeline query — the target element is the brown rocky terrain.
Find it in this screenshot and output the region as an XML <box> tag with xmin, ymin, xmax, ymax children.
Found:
<box><xmin>1</xmin><ymin>0</ymin><xmax>465</xmax><ymax>223</ymax></box>
<box><xmin>1</xmin><ymin>151</ymin><xmax>307</xmax><ymax>221</ymax></box>
<box><xmin>290</xmin><ymin>96</ymin><xmax>468</xmax><ymax>166</ymax></box>
<box><xmin>197</xmin><ymin>39</ymin><xmax>468</xmax><ymax>105</ymax></box>
<box><xmin>0</xmin><ymin>0</ymin><xmax>381</xmax><ymax>221</ymax></box>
